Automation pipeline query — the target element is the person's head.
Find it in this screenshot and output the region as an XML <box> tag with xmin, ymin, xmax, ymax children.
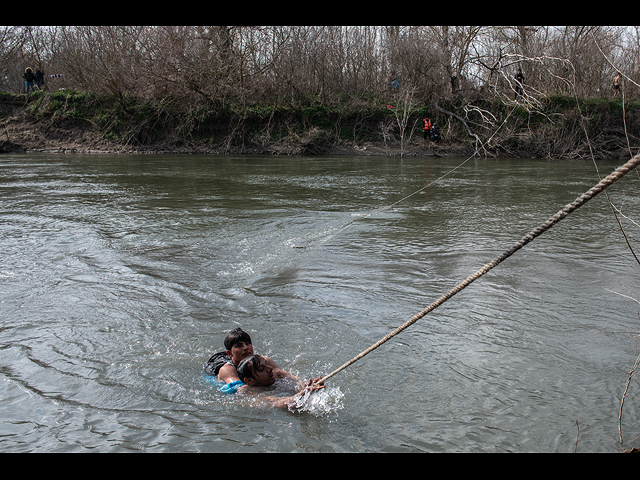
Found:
<box><xmin>237</xmin><ymin>355</ymin><xmax>276</xmax><ymax>387</ymax></box>
<box><xmin>224</xmin><ymin>327</ymin><xmax>253</xmax><ymax>365</ymax></box>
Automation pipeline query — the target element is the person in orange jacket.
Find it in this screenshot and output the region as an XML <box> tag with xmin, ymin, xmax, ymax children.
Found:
<box><xmin>423</xmin><ymin>117</ymin><xmax>432</xmax><ymax>143</ymax></box>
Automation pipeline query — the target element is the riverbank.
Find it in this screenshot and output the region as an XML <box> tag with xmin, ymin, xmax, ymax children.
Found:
<box><xmin>1</xmin><ymin>90</ymin><xmax>638</xmax><ymax>159</ymax></box>
<box><xmin>0</xmin><ymin>116</ymin><xmax>472</xmax><ymax>158</ymax></box>
<box><xmin>0</xmin><ymin>91</ymin><xmax>474</xmax><ymax>157</ymax></box>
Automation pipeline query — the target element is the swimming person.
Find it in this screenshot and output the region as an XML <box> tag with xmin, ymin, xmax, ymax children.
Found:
<box><xmin>203</xmin><ymin>327</ymin><xmax>297</xmax><ymax>393</ymax></box>
<box><xmin>236</xmin><ymin>355</ymin><xmax>325</xmax><ymax>410</ymax></box>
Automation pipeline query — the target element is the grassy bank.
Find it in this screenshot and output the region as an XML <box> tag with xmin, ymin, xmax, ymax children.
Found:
<box><xmin>1</xmin><ymin>90</ymin><xmax>639</xmax><ymax>159</ymax></box>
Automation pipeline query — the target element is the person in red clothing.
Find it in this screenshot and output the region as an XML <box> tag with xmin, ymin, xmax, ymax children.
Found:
<box><xmin>423</xmin><ymin>117</ymin><xmax>432</xmax><ymax>143</ymax></box>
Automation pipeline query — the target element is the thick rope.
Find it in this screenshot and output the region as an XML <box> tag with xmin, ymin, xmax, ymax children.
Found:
<box><xmin>318</xmin><ymin>154</ymin><xmax>640</xmax><ymax>385</ymax></box>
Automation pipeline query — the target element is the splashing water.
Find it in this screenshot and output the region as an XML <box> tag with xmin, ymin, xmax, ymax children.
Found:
<box><xmin>289</xmin><ymin>385</ymin><xmax>345</xmax><ymax>416</ymax></box>
<box><xmin>202</xmin><ymin>374</ymin><xmax>344</xmax><ymax>416</ymax></box>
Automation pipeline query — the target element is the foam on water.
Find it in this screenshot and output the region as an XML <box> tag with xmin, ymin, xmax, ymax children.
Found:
<box><xmin>288</xmin><ymin>385</ymin><xmax>345</xmax><ymax>416</ymax></box>
<box><xmin>201</xmin><ymin>374</ymin><xmax>344</xmax><ymax>416</ymax></box>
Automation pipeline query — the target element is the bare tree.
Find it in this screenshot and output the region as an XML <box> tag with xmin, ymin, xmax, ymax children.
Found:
<box><xmin>0</xmin><ymin>27</ymin><xmax>27</xmax><ymax>92</ymax></box>
<box><xmin>426</xmin><ymin>26</ymin><xmax>487</xmax><ymax>94</ymax></box>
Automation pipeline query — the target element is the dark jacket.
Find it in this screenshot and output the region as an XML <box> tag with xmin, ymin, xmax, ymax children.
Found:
<box><xmin>203</xmin><ymin>351</ymin><xmax>234</xmax><ymax>377</ymax></box>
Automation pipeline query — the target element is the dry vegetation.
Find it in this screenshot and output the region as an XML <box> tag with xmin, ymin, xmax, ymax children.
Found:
<box><xmin>1</xmin><ymin>25</ymin><xmax>640</xmax><ymax>451</ymax></box>
<box><xmin>2</xmin><ymin>26</ymin><xmax>640</xmax><ymax>157</ymax></box>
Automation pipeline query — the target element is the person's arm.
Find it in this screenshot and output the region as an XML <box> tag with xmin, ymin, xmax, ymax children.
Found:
<box><xmin>263</xmin><ymin>356</ymin><xmax>300</xmax><ymax>383</ymax></box>
<box><xmin>241</xmin><ymin>379</ymin><xmax>325</xmax><ymax>410</ymax></box>
<box><xmin>217</xmin><ymin>362</ymin><xmax>241</xmax><ymax>384</ymax></box>
<box><xmin>261</xmin><ymin>380</ymin><xmax>326</xmax><ymax>410</ymax></box>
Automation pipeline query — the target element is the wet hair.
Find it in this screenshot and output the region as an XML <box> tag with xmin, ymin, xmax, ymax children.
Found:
<box><xmin>237</xmin><ymin>355</ymin><xmax>261</xmax><ymax>382</ymax></box>
<box><xmin>224</xmin><ymin>327</ymin><xmax>252</xmax><ymax>351</ymax></box>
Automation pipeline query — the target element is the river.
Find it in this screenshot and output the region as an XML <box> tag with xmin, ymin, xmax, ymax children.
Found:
<box><xmin>1</xmin><ymin>153</ymin><xmax>639</xmax><ymax>452</ymax></box>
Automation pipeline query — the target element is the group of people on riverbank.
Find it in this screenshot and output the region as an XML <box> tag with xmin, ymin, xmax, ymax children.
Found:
<box><xmin>23</xmin><ymin>67</ymin><xmax>45</xmax><ymax>93</ymax></box>
<box><xmin>422</xmin><ymin>117</ymin><xmax>441</xmax><ymax>144</ymax></box>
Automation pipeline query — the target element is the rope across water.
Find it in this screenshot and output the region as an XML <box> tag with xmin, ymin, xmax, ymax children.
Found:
<box><xmin>317</xmin><ymin>154</ymin><xmax>640</xmax><ymax>385</ymax></box>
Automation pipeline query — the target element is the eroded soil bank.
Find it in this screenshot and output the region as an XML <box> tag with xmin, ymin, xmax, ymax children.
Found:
<box><xmin>1</xmin><ymin>91</ymin><xmax>637</xmax><ymax>159</ymax></box>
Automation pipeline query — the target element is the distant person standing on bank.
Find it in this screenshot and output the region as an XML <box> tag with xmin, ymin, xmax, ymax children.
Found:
<box><xmin>514</xmin><ymin>68</ymin><xmax>525</xmax><ymax>99</ymax></box>
<box><xmin>613</xmin><ymin>73</ymin><xmax>622</xmax><ymax>97</ymax></box>
<box><xmin>24</xmin><ymin>68</ymin><xmax>35</xmax><ymax>94</ymax></box>
<box><xmin>423</xmin><ymin>117</ymin><xmax>432</xmax><ymax>143</ymax></box>
<box><xmin>35</xmin><ymin>69</ymin><xmax>45</xmax><ymax>90</ymax></box>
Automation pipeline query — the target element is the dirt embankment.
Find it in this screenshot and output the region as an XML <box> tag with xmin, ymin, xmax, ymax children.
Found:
<box><xmin>1</xmin><ymin>91</ymin><xmax>637</xmax><ymax>159</ymax></box>
<box><xmin>0</xmin><ymin>97</ymin><xmax>468</xmax><ymax>157</ymax></box>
